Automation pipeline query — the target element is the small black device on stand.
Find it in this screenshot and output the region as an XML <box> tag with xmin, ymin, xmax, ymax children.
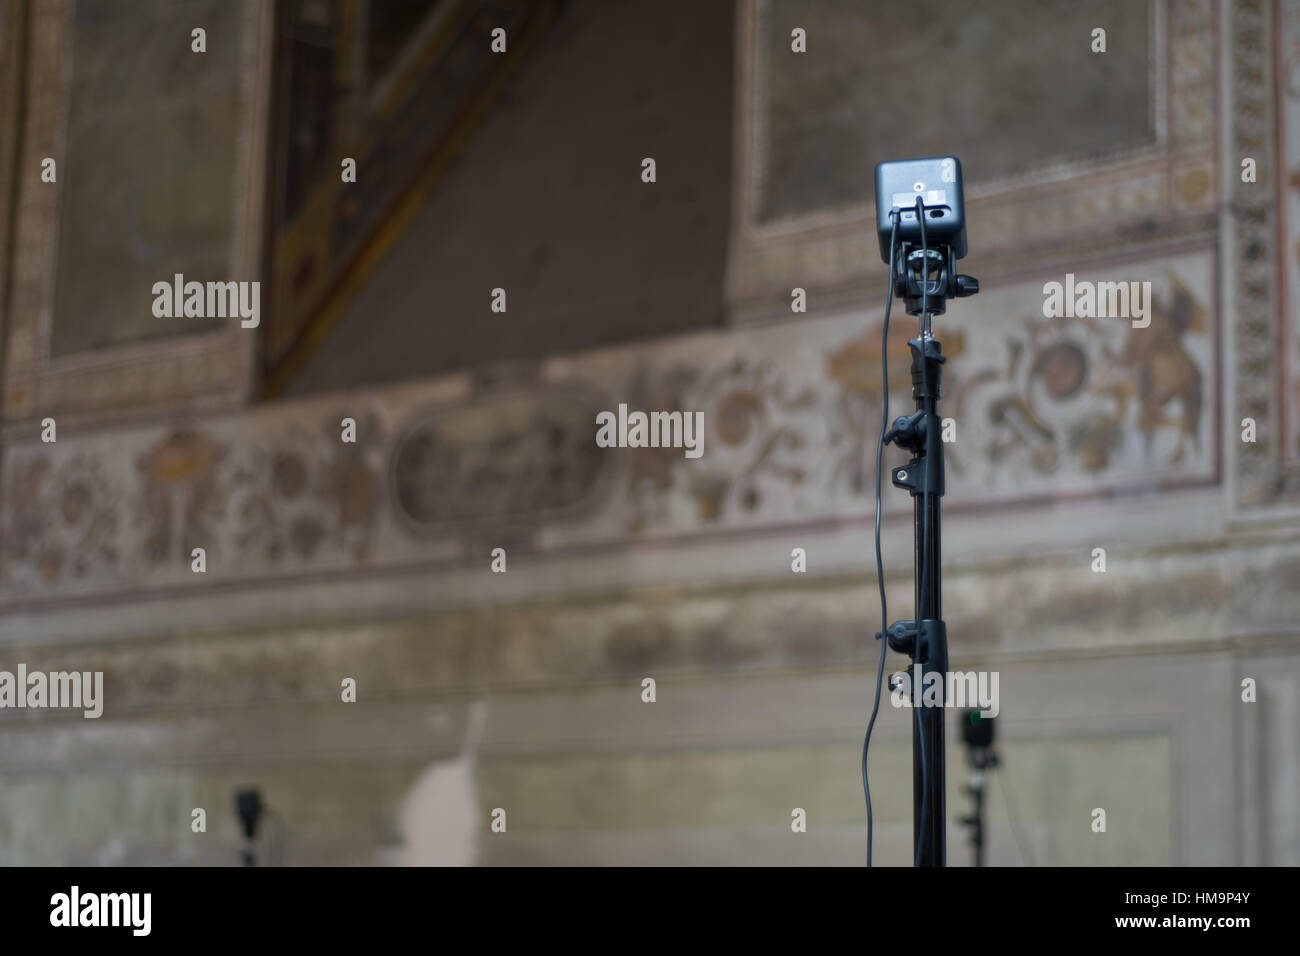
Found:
<box><xmin>235</xmin><ymin>787</ymin><xmax>264</xmax><ymax>867</ymax></box>
<box><xmin>958</xmin><ymin>708</ymin><xmax>997</xmax><ymax>867</ymax></box>
<box><xmin>864</xmin><ymin>156</ymin><xmax>978</xmax><ymax>867</ymax></box>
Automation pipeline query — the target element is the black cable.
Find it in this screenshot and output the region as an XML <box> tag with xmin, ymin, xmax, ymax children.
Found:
<box><xmin>862</xmin><ymin>210</ymin><xmax>899</xmax><ymax>867</ymax></box>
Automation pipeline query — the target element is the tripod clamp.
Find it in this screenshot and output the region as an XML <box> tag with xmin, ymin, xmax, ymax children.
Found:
<box><xmin>876</xmin><ymin>618</ymin><xmax>948</xmax><ymax>665</ymax></box>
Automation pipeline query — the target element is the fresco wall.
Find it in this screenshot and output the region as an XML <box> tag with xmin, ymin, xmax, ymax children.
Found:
<box><xmin>0</xmin><ymin>0</ymin><xmax>1297</xmax><ymax>866</ymax></box>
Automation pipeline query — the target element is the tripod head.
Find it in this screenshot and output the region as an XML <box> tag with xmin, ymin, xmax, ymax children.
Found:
<box><xmin>894</xmin><ymin>246</ymin><xmax>980</xmax><ymax>317</ymax></box>
<box><xmin>875</xmin><ymin>156</ymin><xmax>980</xmax><ymax>317</ymax></box>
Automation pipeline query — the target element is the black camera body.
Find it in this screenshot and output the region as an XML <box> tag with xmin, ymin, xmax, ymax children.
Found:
<box><xmin>875</xmin><ymin>156</ymin><xmax>968</xmax><ymax>263</ymax></box>
<box><xmin>960</xmin><ymin>708</ymin><xmax>994</xmax><ymax>750</ymax></box>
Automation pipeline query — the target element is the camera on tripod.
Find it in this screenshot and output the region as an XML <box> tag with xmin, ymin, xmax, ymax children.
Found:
<box><xmin>867</xmin><ymin>154</ymin><xmax>982</xmax><ymax>867</ymax></box>
<box><xmin>874</xmin><ymin>156</ymin><xmax>978</xmax><ymax>315</ymax></box>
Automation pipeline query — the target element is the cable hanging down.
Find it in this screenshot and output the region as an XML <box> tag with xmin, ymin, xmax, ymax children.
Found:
<box><xmin>862</xmin><ymin>209</ymin><xmax>899</xmax><ymax>868</ymax></box>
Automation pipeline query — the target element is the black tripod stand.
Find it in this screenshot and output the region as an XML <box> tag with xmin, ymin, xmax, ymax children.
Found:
<box><xmin>876</xmin><ymin>207</ymin><xmax>978</xmax><ymax>867</ymax></box>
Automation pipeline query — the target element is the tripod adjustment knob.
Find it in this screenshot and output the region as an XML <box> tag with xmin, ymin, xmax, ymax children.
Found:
<box><xmin>954</xmin><ymin>274</ymin><xmax>979</xmax><ymax>297</ymax></box>
<box><xmin>884</xmin><ymin>410</ymin><xmax>926</xmax><ymax>451</ymax></box>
